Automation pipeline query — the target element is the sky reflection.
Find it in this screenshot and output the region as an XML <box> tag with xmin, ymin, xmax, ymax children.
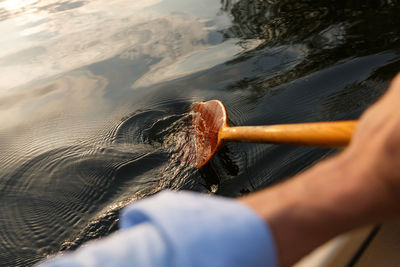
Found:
<box><xmin>0</xmin><ymin>0</ymin><xmax>243</xmax><ymax>90</ymax></box>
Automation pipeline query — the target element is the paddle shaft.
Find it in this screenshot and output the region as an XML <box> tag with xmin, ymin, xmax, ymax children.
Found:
<box><xmin>219</xmin><ymin>120</ymin><xmax>358</xmax><ymax>147</ymax></box>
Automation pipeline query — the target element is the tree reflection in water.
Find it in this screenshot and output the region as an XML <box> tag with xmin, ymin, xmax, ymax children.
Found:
<box><xmin>219</xmin><ymin>0</ymin><xmax>400</xmax><ymax>97</ymax></box>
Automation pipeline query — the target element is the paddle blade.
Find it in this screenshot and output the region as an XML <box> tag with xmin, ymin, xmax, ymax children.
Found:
<box><xmin>190</xmin><ymin>100</ymin><xmax>228</xmax><ymax>168</ymax></box>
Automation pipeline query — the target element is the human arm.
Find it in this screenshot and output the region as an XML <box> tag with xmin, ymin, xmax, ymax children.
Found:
<box><xmin>37</xmin><ymin>191</ymin><xmax>277</xmax><ymax>267</ymax></box>
<box><xmin>240</xmin><ymin>73</ymin><xmax>400</xmax><ymax>266</ymax></box>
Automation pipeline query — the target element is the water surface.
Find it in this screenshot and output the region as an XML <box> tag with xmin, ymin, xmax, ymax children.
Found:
<box><xmin>1</xmin><ymin>0</ymin><xmax>400</xmax><ymax>265</ymax></box>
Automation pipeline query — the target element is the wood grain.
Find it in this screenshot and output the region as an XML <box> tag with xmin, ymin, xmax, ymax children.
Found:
<box><xmin>190</xmin><ymin>100</ymin><xmax>357</xmax><ymax>168</ymax></box>
<box><xmin>220</xmin><ymin>121</ymin><xmax>357</xmax><ymax>147</ymax></box>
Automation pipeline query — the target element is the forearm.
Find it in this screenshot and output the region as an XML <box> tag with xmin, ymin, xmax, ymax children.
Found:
<box><xmin>38</xmin><ymin>191</ymin><xmax>277</xmax><ymax>267</ymax></box>
<box><xmin>240</xmin><ymin>151</ymin><xmax>391</xmax><ymax>267</ymax></box>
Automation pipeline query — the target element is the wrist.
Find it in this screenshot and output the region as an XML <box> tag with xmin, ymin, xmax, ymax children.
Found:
<box><xmin>339</xmin><ymin>146</ymin><xmax>400</xmax><ymax>219</ymax></box>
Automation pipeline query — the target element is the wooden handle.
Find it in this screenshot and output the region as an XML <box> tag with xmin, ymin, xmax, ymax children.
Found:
<box><xmin>219</xmin><ymin>120</ymin><xmax>358</xmax><ymax>147</ymax></box>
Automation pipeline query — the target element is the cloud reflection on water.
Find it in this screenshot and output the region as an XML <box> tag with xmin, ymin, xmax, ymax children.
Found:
<box><xmin>0</xmin><ymin>0</ymin><xmax>243</xmax><ymax>90</ymax></box>
<box><xmin>0</xmin><ymin>70</ymin><xmax>109</xmax><ymax>171</ymax></box>
<box><xmin>0</xmin><ymin>0</ymin><xmax>241</xmax><ymax>162</ymax></box>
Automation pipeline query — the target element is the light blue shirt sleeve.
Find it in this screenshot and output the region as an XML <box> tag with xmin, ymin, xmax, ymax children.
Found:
<box><xmin>37</xmin><ymin>190</ymin><xmax>277</xmax><ymax>267</ymax></box>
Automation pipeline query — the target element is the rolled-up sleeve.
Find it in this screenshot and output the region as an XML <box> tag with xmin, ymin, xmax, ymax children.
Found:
<box><xmin>38</xmin><ymin>190</ymin><xmax>277</xmax><ymax>267</ymax></box>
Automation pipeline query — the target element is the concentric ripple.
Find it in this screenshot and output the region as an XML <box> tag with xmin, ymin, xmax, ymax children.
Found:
<box><xmin>0</xmin><ymin>99</ymin><xmax>218</xmax><ymax>266</ymax></box>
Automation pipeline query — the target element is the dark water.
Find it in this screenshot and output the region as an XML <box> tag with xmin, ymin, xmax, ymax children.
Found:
<box><xmin>1</xmin><ymin>0</ymin><xmax>400</xmax><ymax>265</ymax></box>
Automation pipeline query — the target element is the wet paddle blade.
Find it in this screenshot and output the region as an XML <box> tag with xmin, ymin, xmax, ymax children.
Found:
<box><xmin>190</xmin><ymin>100</ymin><xmax>228</xmax><ymax>168</ymax></box>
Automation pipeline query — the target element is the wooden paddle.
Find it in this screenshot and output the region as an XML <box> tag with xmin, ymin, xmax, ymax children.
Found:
<box><xmin>190</xmin><ymin>100</ymin><xmax>357</xmax><ymax>168</ymax></box>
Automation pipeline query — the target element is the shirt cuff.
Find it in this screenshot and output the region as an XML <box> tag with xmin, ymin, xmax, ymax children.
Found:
<box><xmin>120</xmin><ymin>190</ymin><xmax>277</xmax><ymax>267</ymax></box>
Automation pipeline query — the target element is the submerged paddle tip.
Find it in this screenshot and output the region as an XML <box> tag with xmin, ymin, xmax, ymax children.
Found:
<box><xmin>189</xmin><ymin>100</ymin><xmax>228</xmax><ymax>168</ymax></box>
